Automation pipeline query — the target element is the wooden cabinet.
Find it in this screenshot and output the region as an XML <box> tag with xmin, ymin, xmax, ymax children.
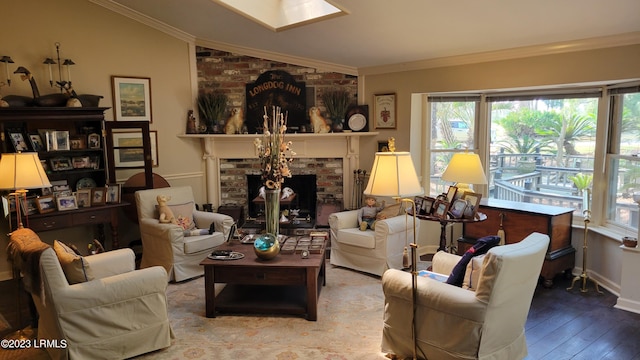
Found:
<box><xmin>0</xmin><ymin>107</ymin><xmax>109</xmax><ymax>191</ymax></box>
<box><xmin>460</xmin><ymin>198</ymin><xmax>575</xmax><ymax>287</ymax></box>
<box><xmin>0</xmin><ymin>107</ymin><xmax>129</xmax><ymax>248</ymax></box>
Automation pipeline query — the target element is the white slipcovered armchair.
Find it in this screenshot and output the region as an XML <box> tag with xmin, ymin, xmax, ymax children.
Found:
<box><xmin>329</xmin><ymin>209</ymin><xmax>419</xmax><ymax>276</ymax></box>
<box><xmin>381</xmin><ymin>232</ymin><xmax>549</xmax><ymax>360</ymax></box>
<box><xmin>135</xmin><ymin>186</ymin><xmax>235</xmax><ymax>282</ymax></box>
<box><xmin>33</xmin><ymin>247</ymin><xmax>172</xmax><ymax>360</ymax></box>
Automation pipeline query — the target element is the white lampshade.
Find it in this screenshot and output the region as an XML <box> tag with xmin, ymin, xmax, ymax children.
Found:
<box><xmin>364</xmin><ymin>151</ymin><xmax>422</xmax><ymax>197</ymax></box>
<box><xmin>441</xmin><ymin>152</ymin><xmax>487</xmax><ymax>186</ymax></box>
<box><xmin>0</xmin><ymin>153</ymin><xmax>51</xmax><ymax>190</ymax></box>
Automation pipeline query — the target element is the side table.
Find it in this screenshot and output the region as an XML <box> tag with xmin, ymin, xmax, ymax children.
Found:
<box><xmin>411</xmin><ymin>211</ymin><xmax>487</xmax><ymax>253</ymax></box>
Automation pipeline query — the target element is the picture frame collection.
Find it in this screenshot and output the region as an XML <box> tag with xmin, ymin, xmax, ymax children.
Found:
<box><xmin>6</xmin><ymin>181</ymin><xmax>123</xmax><ymax>215</ymax></box>
<box><xmin>414</xmin><ymin>185</ymin><xmax>482</xmax><ymax>220</ymax></box>
<box><xmin>8</xmin><ymin>129</ymin><xmax>100</xmax><ymax>152</ymax></box>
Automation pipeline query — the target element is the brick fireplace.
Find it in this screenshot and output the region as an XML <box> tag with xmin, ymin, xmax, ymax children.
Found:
<box><xmin>219</xmin><ymin>158</ymin><xmax>343</xmax><ymax>220</ymax></box>
<box><xmin>178</xmin><ymin>132</ymin><xmax>377</xmax><ymax>215</ymax></box>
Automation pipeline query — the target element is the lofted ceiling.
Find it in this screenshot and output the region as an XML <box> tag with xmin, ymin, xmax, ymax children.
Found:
<box><xmin>98</xmin><ymin>0</ymin><xmax>640</xmax><ymax>74</ymax></box>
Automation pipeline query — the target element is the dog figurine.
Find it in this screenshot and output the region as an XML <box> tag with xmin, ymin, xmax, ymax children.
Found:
<box><xmin>309</xmin><ymin>107</ymin><xmax>331</xmax><ymax>133</ymax></box>
<box><xmin>157</xmin><ymin>195</ymin><xmax>177</xmax><ymax>224</ymax></box>
<box><xmin>224</xmin><ymin>108</ymin><xmax>244</xmax><ymax>134</ymax></box>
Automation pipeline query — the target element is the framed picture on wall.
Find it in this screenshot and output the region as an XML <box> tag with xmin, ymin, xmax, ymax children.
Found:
<box><xmin>111</xmin><ymin>76</ymin><xmax>153</xmax><ymax>122</ymax></box>
<box><xmin>373</xmin><ymin>93</ymin><xmax>396</xmax><ymax>129</ymax></box>
<box><xmin>112</xmin><ymin>130</ymin><xmax>158</xmax><ymax>167</ymax></box>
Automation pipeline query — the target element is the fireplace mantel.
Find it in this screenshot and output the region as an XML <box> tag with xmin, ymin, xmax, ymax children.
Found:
<box><xmin>178</xmin><ymin>132</ymin><xmax>378</xmax><ymax>208</ymax></box>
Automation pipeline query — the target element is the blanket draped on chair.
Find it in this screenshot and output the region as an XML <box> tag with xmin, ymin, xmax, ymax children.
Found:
<box><xmin>6</xmin><ymin>227</ymin><xmax>50</xmax><ymax>300</ymax></box>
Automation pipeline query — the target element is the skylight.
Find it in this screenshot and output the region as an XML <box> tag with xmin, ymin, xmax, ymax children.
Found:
<box><xmin>213</xmin><ymin>0</ymin><xmax>347</xmax><ymax>32</ymax></box>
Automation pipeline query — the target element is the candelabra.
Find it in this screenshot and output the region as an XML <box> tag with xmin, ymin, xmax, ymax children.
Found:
<box><xmin>567</xmin><ymin>188</ymin><xmax>603</xmax><ymax>293</ymax></box>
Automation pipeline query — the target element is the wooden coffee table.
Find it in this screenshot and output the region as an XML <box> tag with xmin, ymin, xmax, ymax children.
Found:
<box><xmin>199</xmin><ymin>239</ymin><xmax>327</xmax><ymax>321</ymax></box>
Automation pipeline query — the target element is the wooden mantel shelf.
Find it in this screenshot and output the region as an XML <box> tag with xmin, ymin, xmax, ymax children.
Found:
<box><xmin>178</xmin><ymin>132</ymin><xmax>378</xmax><ymax>207</ymax></box>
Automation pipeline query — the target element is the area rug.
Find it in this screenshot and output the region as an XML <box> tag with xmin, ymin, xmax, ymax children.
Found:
<box><xmin>135</xmin><ymin>261</ymin><xmax>390</xmax><ymax>360</ymax></box>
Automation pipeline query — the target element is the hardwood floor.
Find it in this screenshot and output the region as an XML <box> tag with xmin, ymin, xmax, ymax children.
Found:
<box><xmin>525</xmin><ymin>274</ymin><xmax>640</xmax><ymax>360</ymax></box>
<box><xmin>1</xmin><ymin>273</ymin><xmax>639</xmax><ymax>359</ymax></box>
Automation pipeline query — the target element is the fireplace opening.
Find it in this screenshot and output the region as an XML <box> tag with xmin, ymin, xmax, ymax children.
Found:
<box><xmin>247</xmin><ymin>175</ymin><xmax>317</xmax><ymax>220</ymax></box>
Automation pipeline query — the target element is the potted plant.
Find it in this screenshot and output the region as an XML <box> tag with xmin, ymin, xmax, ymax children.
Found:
<box><xmin>321</xmin><ymin>89</ymin><xmax>351</xmax><ymax>131</ymax></box>
<box><xmin>197</xmin><ymin>92</ymin><xmax>228</xmax><ymax>133</ymax></box>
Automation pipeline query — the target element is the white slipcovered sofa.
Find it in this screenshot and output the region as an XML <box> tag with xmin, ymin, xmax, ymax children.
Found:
<box><xmin>381</xmin><ymin>232</ymin><xmax>550</xmax><ymax>360</ymax></box>
<box><xmin>328</xmin><ymin>208</ymin><xmax>419</xmax><ymax>276</ymax></box>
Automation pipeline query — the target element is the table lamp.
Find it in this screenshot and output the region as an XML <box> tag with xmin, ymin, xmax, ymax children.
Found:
<box><xmin>0</xmin><ymin>152</ymin><xmax>51</xmax><ymax>341</ymax></box>
<box><xmin>0</xmin><ymin>152</ymin><xmax>51</xmax><ymax>230</ymax></box>
<box><xmin>441</xmin><ymin>152</ymin><xmax>487</xmax><ymax>196</ymax></box>
<box><xmin>363</xmin><ymin>139</ymin><xmax>422</xmax><ymax>360</ymax></box>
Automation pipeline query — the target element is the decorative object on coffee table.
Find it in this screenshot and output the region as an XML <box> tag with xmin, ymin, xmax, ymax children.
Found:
<box><xmin>253</xmin><ymin>233</ymin><xmax>281</xmax><ymax>260</ymax></box>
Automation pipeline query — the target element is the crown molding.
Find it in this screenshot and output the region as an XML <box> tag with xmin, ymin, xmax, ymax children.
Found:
<box><xmin>195</xmin><ymin>38</ymin><xmax>358</xmax><ymax>76</ymax></box>
<box><xmin>359</xmin><ymin>32</ymin><xmax>640</xmax><ymax>76</ymax></box>
<box><xmin>90</xmin><ymin>0</ymin><xmax>195</xmax><ymax>43</ymax></box>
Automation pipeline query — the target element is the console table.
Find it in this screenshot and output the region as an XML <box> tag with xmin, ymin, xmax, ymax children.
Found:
<box><xmin>15</xmin><ymin>202</ymin><xmax>129</xmax><ymax>249</ymax></box>
<box><xmin>460</xmin><ymin>198</ymin><xmax>575</xmax><ymax>287</ymax></box>
<box><xmin>411</xmin><ymin>211</ymin><xmax>487</xmax><ymax>253</ymax></box>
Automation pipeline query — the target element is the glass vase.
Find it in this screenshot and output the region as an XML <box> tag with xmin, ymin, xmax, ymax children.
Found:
<box><xmin>264</xmin><ymin>188</ymin><xmax>280</xmax><ymax>236</ymax></box>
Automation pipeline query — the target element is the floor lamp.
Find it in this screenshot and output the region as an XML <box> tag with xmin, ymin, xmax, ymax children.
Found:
<box><xmin>363</xmin><ymin>141</ymin><xmax>422</xmax><ymax>360</ymax></box>
<box><xmin>0</xmin><ymin>152</ymin><xmax>51</xmax><ymax>341</ymax></box>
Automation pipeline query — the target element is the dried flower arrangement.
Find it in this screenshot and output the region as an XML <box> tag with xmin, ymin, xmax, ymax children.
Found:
<box><xmin>253</xmin><ymin>106</ymin><xmax>295</xmax><ymax>189</ymax></box>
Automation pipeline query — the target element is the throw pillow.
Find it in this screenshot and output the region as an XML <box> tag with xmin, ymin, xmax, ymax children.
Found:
<box><xmin>376</xmin><ymin>203</ymin><xmax>403</xmax><ymax>220</ymax></box>
<box><xmin>156</xmin><ymin>202</ymin><xmax>197</xmax><ymax>231</ymax></box>
<box><xmin>446</xmin><ymin>235</ymin><xmax>500</xmax><ymax>287</ymax></box>
<box><xmin>53</xmin><ymin>240</ymin><xmax>94</xmax><ymax>284</ymax></box>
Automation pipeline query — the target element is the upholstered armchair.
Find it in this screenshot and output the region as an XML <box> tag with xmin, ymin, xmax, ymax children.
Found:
<box><xmin>328</xmin><ymin>208</ymin><xmax>420</xmax><ymax>276</ymax></box>
<box><xmin>32</xmin><ymin>246</ymin><xmax>172</xmax><ymax>360</ymax></box>
<box><xmin>135</xmin><ymin>186</ymin><xmax>235</xmax><ymax>282</ymax></box>
<box><xmin>381</xmin><ymin>232</ymin><xmax>550</xmax><ymax>360</ymax></box>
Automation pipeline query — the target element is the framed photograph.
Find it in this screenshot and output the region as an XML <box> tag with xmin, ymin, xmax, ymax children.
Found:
<box><xmin>20</xmin><ymin>195</ymin><xmax>38</xmax><ymax>215</ymax></box>
<box><xmin>50</xmin><ymin>180</ymin><xmax>69</xmax><ymax>192</ymax></box>
<box><xmin>92</xmin><ymin>187</ymin><xmax>105</xmax><ymax>206</ymax></box>
<box><xmin>28</xmin><ymin>133</ymin><xmax>45</xmax><ymax>152</ymax></box>
<box><xmin>377</xmin><ymin>141</ymin><xmax>390</xmax><ymax>152</ymax></box>
<box><xmin>433</xmin><ymin>199</ymin><xmax>450</xmax><ymax>219</ymax></box>
<box><xmin>421</xmin><ymin>196</ymin><xmax>435</xmax><ymax>215</ymax></box>
<box><xmin>89</xmin><ymin>155</ymin><xmax>100</xmax><ymax>169</ymax></box>
<box><xmin>50</xmin><ymin>157</ymin><xmax>73</xmax><ymax>171</ymax></box>
<box><xmin>373</xmin><ymin>93</ymin><xmax>396</xmax><ymax>129</ymax></box>
<box><xmin>446</xmin><ymin>186</ymin><xmax>458</xmax><ymax>203</ymax></box>
<box><xmin>112</xmin><ymin>76</ymin><xmax>152</xmax><ymax>122</ymax></box>
<box><xmin>72</xmin><ymin>156</ymin><xmax>91</xmax><ymax>169</ymax></box>
<box><xmin>413</xmin><ymin>196</ymin><xmax>423</xmax><ymax>215</ymax></box>
<box><xmin>9</xmin><ymin>131</ymin><xmax>29</xmax><ymax>151</ymax></box>
<box><xmin>40</xmin><ymin>159</ymin><xmax>50</xmax><ymax>173</ymax></box>
<box><xmin>70</xmin><ymin>135</ymin><xmax>86</xmax><ymax>150</ymax></box>
<box><xmin>54</xmin><ymin>131</ymin><xmax>70</xmax><ymax>151</ymax></box>
<box><xmin>112</xmin><ymin>130</ymin><xmax>159</xmax><ymax>167</ymax></box>
<box><xmin>56</xmin><ymin>195</ymin><xmax>78</xmax><ymax>211</ymax></box>
<box><xmin>462</xmin><ymin>192</ymin><xmax>482</xmax><ymax>219</ymax></box>
<box><xmin>76</xmin><ymin>189</ymin><xmax>92</xmax><ymax>208</ymax></box>
<box><xmin>88</xmin><ymin>133</ymin><xmax>101</xmax><ymax>149</ymax></box>
<box><xmin>36</xmin><ymin>195</ymin><xmax>56</xmax><ymax>214</ymax></box>
<box><xmin>449</xmin><ymin>199</ymin><xmax>468</xmax><ymax>219</ymax></box>
<box><xmin>105</xmin><ymin>184</ymin><xmax>121</xmax><ymax>203</ymax></box>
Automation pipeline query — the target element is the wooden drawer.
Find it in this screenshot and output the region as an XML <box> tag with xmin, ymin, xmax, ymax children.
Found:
<box><xmin>73</xmin><ymin>209</ymin><xmax>112</xmax><ymax>225</ymax></box>
<box><xmin>215</xmin><ymin>267</ymin><xmax>305</xmax><ymax>285</ymax></box>
<box><xmin>29</xmin><ymin>215</ymin><xmax>73</xmax><ymax>231</ymax></box>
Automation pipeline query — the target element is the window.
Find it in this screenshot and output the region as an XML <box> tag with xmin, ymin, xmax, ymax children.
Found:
<box><xmin>606</xmin><ymin>84</ymin><xmax>640</xmax><ymax>230</ymax></box>
<box><xmin>427</xmin><ymin>97</ymin><xmax>479</xmax><ymax>196</ymax></box>
<box><xmin>425</xmin><ymin>83</ymin><xmax>640</xmax><ymax>234</ymax></box>
<box><xmin>487</xmin><ymin>93</ymin><xmax>599</xmax><ymax>218</ymax></box>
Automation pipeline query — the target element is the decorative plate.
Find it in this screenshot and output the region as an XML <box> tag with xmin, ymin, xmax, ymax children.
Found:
<box><xmin>207</xmin><ymin>251</ymin><xmax>245</xmax><ymax>260</ymax></box>
<box><xmin>76</xmin><ymin>177</ymin><xmax>97</xmax><ymax>189</ymax></box>
<box><xmin>348</xmin><ymin>113</ymin><xmax>366</xmax><ymax>132</ymax></box>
